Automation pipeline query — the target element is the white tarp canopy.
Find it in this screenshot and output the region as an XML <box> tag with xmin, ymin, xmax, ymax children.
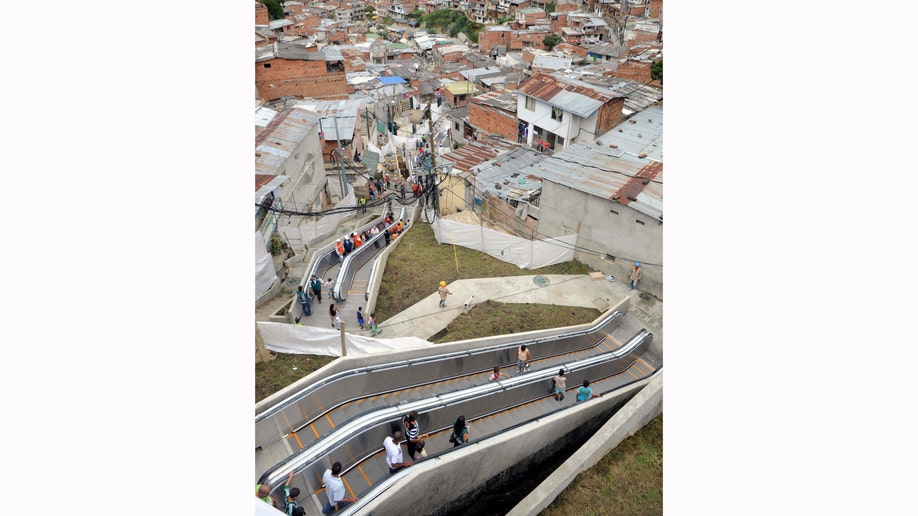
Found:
<box><xmin>256</xmin><ymin>232</ymin><xmax>278</xmax><ymax>298</ymax></box>
<box><xmin>256</xmin><ymin>321</ymin><xmax>431</xmax><ymax>356</ymax></box>
<box><xmin>431</xmin><ymin>218</ymin><xmax>576</xmax><ymax>269</ymax></box>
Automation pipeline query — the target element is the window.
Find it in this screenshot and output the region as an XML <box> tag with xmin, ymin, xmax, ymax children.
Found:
<box><xmin>263</xmin><ymin>63</ymin><xmax>271</xmax><ymax>68</ymax></box>
<box><xmin>551</xmin><ymin>107</ymin><xmax>563</xmax><ymax>121</ymax></box>
<box><xmin>635</xmin><ymin>219</ymin><xmax>645</xmax><ymax>225</ymax></box>
<box><xmin>556</xmin><ymin>135</ymin><xmax>565</xmax><ymax>146</ymax></box>
<box><xmin>610</xmin><ymin>209</ymin><xmax>618</xmax><ymax>215</ymax></box>
<box><xmin>525</xmin><ymin>96</ymin><xmax>535</xmax><ymax>111</ymax></box>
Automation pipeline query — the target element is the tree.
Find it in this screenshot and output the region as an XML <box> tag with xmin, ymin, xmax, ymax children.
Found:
<box><xmin>545</xmin><ymin>2</ymin><xmax>556</xmax><ymax>13</ymax></box>
<box><xmin>260</xmin><ymin>0</ymin><xmax>285</xmax><ymax>21</ymax></box>
<box><xmin>651</xmin><ymin>59</ymin><xmax>662</xmax><ymax>84</ymax></box>
<box><xmin>364</xmin><ymin>6</ymin><xmax>375</xmax><ymax>14</ymax></box>
<box><xmin>543</xmin><ymin>33</ymin><xmax>562</xmax><ymax>50</ymax></box>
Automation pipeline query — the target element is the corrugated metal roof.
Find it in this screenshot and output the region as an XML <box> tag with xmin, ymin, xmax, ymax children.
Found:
<box><xmin>470</xmin><ymin>147</ymin><xmax>546</xmax><ymax>201</ymax></box>
<box><xmin>446</xmin><ymin>81</ymin><xmax>478</xmax><ymax>95</ymax></box>
<box><xmin>439</xmin><ymin>139</ymin><xmax>515</xmax><ymax>174</ymax></box>
<box><xmin>255</xmin><ymin>106</ymin><xmax>278</xmax><ymax>129</ymax></box>
<box><xmin>532</xmin><ymin>55</ymin><xmax>572</xmax><ymax>71</ymax></box>
<box><xmin>514</xmin><ymin>122</ymin><xmax>663</xmax><ymax>219</ymax></box>
<box><xmin>593</xmin><ymin>103</ymin><xmax>662</xmax><ymax>161</ymax></box>
<box><xmin>294</xmin><ymin>99</ymin><xmax>361</xmax><ymax>141</ymax></box>
<box><xmin>255</xmin><ymin>109</ymin><xmax>321</xmax><ymax>176</ymax></box>
<box><xmin>517</xmin><ymin>73</ymin><xmax>620</xmax><ymax>118</ymax></box>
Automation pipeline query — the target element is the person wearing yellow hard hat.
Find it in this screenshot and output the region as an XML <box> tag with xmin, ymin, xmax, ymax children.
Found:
<box><xmin>437</xmin><ymin>281</ymin><xmax>452</xmax><ymax>308</ymax></box>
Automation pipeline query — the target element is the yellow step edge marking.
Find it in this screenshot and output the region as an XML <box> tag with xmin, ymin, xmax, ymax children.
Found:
<box><xmin>325</xmin><ymin>413</ymin><xmax>336</xmax><ymax>429</ymax></box>
<box><xmin>636</xmin><ymin>356</ymin><xmax>654</xmax><ymax>372</ymax></box>
<box><xmin>627</xmin><ymin>369</ymin><xmax>639</xmax><ymax>380</ymax></box>
<box><xmin>343</xmin><ymin>476</ymin><xmax>355</xmax><ymax>498</ymax></box>
<box><xmin>292</xmin><ymin>431</ymin><xmax>304</xmax><ymax>449</ymax></box>
<box><xmin>281</xmin><ymin>412</ymin><xmax>295</xmax><ymax>433</ymax></box>
<box><xmin>602</xmin><ymin>341</ymin><xmax>616</xmax><ymax>352</ymax></box>
<box><xmin>604</xmin><ymin>333</ymin><xmax>622</xmax><ymax>347</ymax></box>
<box><xmin>358</xmin><ymin>464</ymin><xmax>372</xmax><ymax>487</ymax></box>
<box><xmin>310</xmin><ymin>424</ymin><xmax>320</xmax><ymax>439</ymax></box>
<box><xmin>631</xmin><ymin>360</ymin><xmax>646</xmax><ymax>375</ymax></box>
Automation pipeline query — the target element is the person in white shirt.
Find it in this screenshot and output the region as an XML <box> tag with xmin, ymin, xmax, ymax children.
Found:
<box><xmin>383</xmin><ymin>428</ymin><xmax>413</xmax><ymax>474</ymax></box>
<box><xmin>321</xmin><ymin>461</ymin><xmax>358</xmax><ymax>514</ymax></box>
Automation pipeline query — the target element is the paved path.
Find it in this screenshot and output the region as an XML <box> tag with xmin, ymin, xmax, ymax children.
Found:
<box><xmin>380</xmin><ymin>274</ymin><xmax>662</xmax><ymax>341</ymax></box>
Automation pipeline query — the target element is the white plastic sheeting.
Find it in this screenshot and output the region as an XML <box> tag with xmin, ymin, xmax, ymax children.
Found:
<box><xmin>256</xmin><ymin>232</ymin><xmax>278</xmax><ymax>298</ymax></box>
<box><xmin>256</xmin><ymin>321</ymin><xmax>432</xmax><ymax>357</ymax></box>
<box><xmin>431</xmin><ymin>218</ymin><xmax>577</xmax><ymax>269</ymax></box>
<box><xmin>255</xmin><ymin>497</ymin><xmax>286</xmax><ymax>516</ymax></box>
<box><xmin>276</xmin><ymin>189</ymin><xmax>357</xmax><ymax>248</ymax></box>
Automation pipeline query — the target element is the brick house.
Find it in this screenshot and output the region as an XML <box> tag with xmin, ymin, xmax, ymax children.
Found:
<box><xmin>479</xmin><ymin>26</ymin><xmax>553</xmax><ymax>55</ymax></box>
<box><xmin>255</xmin><ymin>43</ymin><xmax>349</xmax><ymax>101</ymax></box>
<box><xmin>255</xmin><ymin>1</ymin><xmax>270</xmax><ymax>25</ymax></box>
<box><xmin>444</xmin><ymin>81</ymin><xmax>478</xmax><ymax>108</ymax></box>
<box><xmin>469</xmin><ymin>91</ymin><xmax>519</xmax><ymax>141</ymax></box>
<box><xmin>515</xmin><ymin>72</ymin><xmax>624</xmax><ymax>151</ymax></box>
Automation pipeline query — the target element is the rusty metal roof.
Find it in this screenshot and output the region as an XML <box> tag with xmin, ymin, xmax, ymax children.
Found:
<box><xmin>516</xmin><ymin>73</ymin><xmax>621</xmax><ymax>118</ymax></box>
<box><xmin>439</xmin><ymin>139</ymin><xmax>516</xmax><ymax>174</ymax></box>
<box><xmin>254</xmin><ymin>108</ymin><xmax>321</xmax><ymax>176</ymax></box>
<box><xmin>516</xmin><ymin>107</ymin><xmax>664</xmax><ymax>219</ymax></box>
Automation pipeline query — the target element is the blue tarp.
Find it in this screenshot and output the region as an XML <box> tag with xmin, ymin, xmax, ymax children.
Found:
<box><xmin>377</xmin><ymin>76</ymin><xmax>408</xmax><ymax>85</ymax></box>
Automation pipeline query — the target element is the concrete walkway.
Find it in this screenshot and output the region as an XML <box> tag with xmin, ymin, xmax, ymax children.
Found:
<box><xmin>379</xmin><ymin>274</ymin><xmax>663</xmax><ymax>341</ymax></box>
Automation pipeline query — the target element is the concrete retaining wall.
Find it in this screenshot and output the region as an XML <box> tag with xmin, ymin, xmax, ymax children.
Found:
<box><xmin>507</xmin><ymin>371</ymin><xmax>663</xmax><ymax>516</ymax></box>
<box><xmin>354</xmin><ymin>377</ymin><xmax>653</xmax><ymax>514</ymax></box>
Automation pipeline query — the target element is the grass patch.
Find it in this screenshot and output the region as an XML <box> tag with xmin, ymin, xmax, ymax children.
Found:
<box><xmin>430</xmin><ymin>300</ymin><xmax>600</xmax><ymax>343</ymax></box>
<box><xmin>374</xmin><ymin>222</ymin><xmax>592</xmax><ymax>320</ymax></box>
<box><xmin>255</xmin><ymin>353</ymin><xmax>335</xmax><ymax>403</ymax></box>
<box><xmin>542</xmin><ymin>414</ymin><xmax>663</xmax><ymax>516</ymax></box>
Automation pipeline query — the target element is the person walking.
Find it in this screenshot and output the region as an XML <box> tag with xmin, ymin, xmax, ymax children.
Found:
<box><xmin>551</xmin><ymin>368</ymin><xmax>567</xmax><ymax>401</ymax></box>
<box><xmin>517</xmin><ymin>344</ymin><xmax>531</xmax><ymax>373</ymax></box>
<box><xmin>329</xmin><ymin>304</ymin><xmax>341</xmax><ymax>329</ymax></box>
<box><xmin>449</xmin><ymin>415</ymin><xmax>470</xmax><ymax>447</ymax></box>
<box><xmin>296</xmin><ymin>285</ymin><xmax>312</xmax><ymax>317</ymax></box>
<box><xmin>576</xmin><ymin>379</ymin><xmax>602</xmax><ymax>403</ymax></box>
<box><xmin>384</xmin><ymin>428</ymin><xmax>413</xmax><ymax>474</ymax></box>
<box><xmin>321</xmin><ymin>461</ymin><xmax>359</xmax><ymax>514</ymax></box>
<box><xmin>310</xmin><ymin>274</ymin><xmax>323</xmax><ymax>304</ymax></box>
<box><xmin>369</xmin><ymin>313</ymin><xmax>382</xmax><ymax>335</ymax></box>
<box><xmin>383</xmin><ymin>228</ymin><xmax>391</xmax><ymax>246</ymax></box>
<box><xmin>356</xmin><ymin>307</ymin><xmax>365</xmax><ymax>330</ymax></box>
<box><xmin>437</xmin><ymin>281</ymin><xmax>452</xmax><ymax>308</ymax></box>
<box><xmin>629</xmin><ymin>262</ymin><xmax>642</xmax><ymax>290</ymax></box>
<box><xmin>325</xmin><ymin>277</ymin><xmax>336</xmax><ymax>301</ymax></box>
<box><xmin>403</xmin><ymin>410</ymin><xmax>428</xmax><ymax>460</ymax></box>
<box><xmin>359</xmin><ymin>195</ymin><xmax>367</xmax><ymax>214</ymax></box>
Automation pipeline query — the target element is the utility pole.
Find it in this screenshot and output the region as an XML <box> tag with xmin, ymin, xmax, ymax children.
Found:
<box><xmin>332</xmin><ymin>114</ymin><xmax>349</xmax><ymax>196</ymax></box>
<box><xmin>426</xmin><ymin>95</ymin><xmax>439</xmax><ymax>219</ymax></box>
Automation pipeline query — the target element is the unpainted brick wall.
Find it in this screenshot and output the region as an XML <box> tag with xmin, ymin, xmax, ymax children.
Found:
<box><xmin>595</xmin><ymin>97</ymin><xmax>625</xmax><ymax>136</ymax></box>
<box><xmin>469</xmin><ymin>103</ymin><xmax>518</xmax><ymax>141</ymax></box>
<box><xmin>255</xmin><ymin>59</ymin><xmax>349</xmax><ymax>100</ymax></box>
